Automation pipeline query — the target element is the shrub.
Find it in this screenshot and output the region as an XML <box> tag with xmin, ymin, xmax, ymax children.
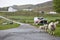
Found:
<box><xmin>55</xmin><ymin>19</ymin><xmax>60</xmax><ymax>23</ymax></box>
<box><xmin>48</xmin><ymin>20</ymin><xmax>55</xmax><ymax>24</ymax></box>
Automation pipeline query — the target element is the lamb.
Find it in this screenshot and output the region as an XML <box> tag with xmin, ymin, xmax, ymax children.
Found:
<box><xmin>39</xmin><ymin>24</ymin><xmax>48</xmax><ymax>30</ymax></box>
<box><xmin>39</xmin><ymin>26</ymin><xmax>45</xmax><ymax>29</ymax></box>
<box><xmin>44</xmin><ymin>24</ymin><xmax>48</xmax><ymax>32</ymax></box>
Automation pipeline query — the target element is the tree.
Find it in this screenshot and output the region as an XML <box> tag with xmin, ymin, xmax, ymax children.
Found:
<box><xmin>53</xmin><ymin>0</ymin><xmax>60</xmax><ymax>13</ymax></box>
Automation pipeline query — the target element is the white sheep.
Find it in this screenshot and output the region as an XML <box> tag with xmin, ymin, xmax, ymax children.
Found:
<box><xmin>39</xmin><ymin>26</ymin><xmax>45</xmax><ymax>29</ymax></box>
<box><xmin>48</xmin><ymin>21</ymin><xmax>59</xmax><ymax>30</ymax></box>
<box><xmin>48</xmin><ymin>22</ymin><xmax>58</xmax><ymax>35</ymax></box>
<box><xmin>44</xmin><ymin>24</ymin><xmax>48</xmax><ymax>32</ymax></box>
<box><xmin>34</xmin><ymin>17</ymin><xmax>40</xmax><ymax>25</ymax></box>
<box><xmin>39</xmin><ymin>21</ymin><xmax>59</xmax><ymax>34</ymax></box>
<box><xmin>39</xmin><ymin>24</ymin><xmax>48</xmax><ymax>30</ymax></box>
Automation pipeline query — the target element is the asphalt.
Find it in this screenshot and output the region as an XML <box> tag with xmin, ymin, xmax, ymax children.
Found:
<box><xmin>0</xmin><ymin>24</ymin><xmax>60</xmax><ymax>40</ymax></box>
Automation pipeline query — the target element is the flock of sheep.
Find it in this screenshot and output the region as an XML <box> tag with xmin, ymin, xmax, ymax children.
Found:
<box><xmin>39</xmin><ymin>21</ymin><xmax>59</xmax><ymax>35</ymax></box>
<box><xmin>34</xmin><ymin>17</ymin><xmax>59</xmax><ymax>35</ymax></box>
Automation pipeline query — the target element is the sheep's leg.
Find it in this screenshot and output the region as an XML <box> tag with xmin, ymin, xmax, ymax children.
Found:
<box><xmin>50</xmin><ymin>31</ymin><xmax>55</xmax><ymax>35</ymax></box>
<box><xmin>51</xmin><ymin>31</ymin><xmax>53</xmax><ymax>35</ymax></box>
<box><xmin>45</xmin><ymin>28</ymin><xmax>48</xmax><ymax>32</ymax></box>
<box><xmin>48</xmin><ymin>30</ymin><xmax>52</xmax><ymax>35</ymax></box>
<box><xmin>49</xmin><ymin>31</ymin><xmax>51</xmax><ymax>34</ymax></box>
<box><xmin>52</xmin><ymin>31</ymin><xmax>55</xmax><ymax>35</ymax></box>
<box><xmin>45</xmin><ymin>27</ymin><xmax>48</xmax><ymax>32</ymax></box>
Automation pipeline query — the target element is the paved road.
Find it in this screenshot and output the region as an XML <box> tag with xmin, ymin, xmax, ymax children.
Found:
<box><xmin>0</xmin><ymin>24</ymin><xmax>60</xmax><ymax>40</ymax></box>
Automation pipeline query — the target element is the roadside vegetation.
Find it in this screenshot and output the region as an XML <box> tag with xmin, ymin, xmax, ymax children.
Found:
<box><xmin>54</xmin><ymin>20</ymin><xmax>60</xmax><ymax>36</ymax></box>
<box><xmin>0</xmin><ymin>18</ymin><xmax>20</xmax><ymax>30</ymax></box>
<box><xmin>0</xmin><ymin>23</ymin><xmax>20</xmax><ymax>30</ymax></box>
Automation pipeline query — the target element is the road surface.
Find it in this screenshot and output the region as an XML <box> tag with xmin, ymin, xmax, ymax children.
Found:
<box><xmin>0</xmin><ymin>24</ymin><xmax>60</xmax><ymax>40</ymax></box>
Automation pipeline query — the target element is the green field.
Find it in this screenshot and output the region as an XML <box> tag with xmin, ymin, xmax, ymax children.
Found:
<box><xmin>7</xmin><ymin>14</ymin><xmax>60</xmax><ymax>24</ymax></box>
<box><xmin>0</xmin><ymin>23</ymin><xmax>20</xmax><ymax>30</ymax></box>
<box><xmin>0</xmin><ymin>18</ymin><xmax>20</xmax><ymax>30</ymax></box>
<box><xmin>54</xmin><ymin>23</ymin><xmax>60</xmax><ymax>37</ymax></box>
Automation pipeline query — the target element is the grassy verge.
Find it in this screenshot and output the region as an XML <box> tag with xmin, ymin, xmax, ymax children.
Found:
<box><xmin>0</xmin><ymin>23</ymin><xmax>20</xmax><ymax>30</ymax></box>
<box><xmin>54</xmin><ymin>23</ymin><xmax>60</xmax><ymax>36</ymax></box>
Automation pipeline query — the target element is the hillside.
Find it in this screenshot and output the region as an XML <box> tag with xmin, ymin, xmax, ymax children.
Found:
<box><xmin>11</xmin><ymin>1</ymin><xmax>53</xmax><ymax>12</ymax></box>
<box><xmin>35</xmin><ymin>1</ymin><xmax>53</xmax><ymax>7</ymax></box>
<box><xmin>0</xmin><ymin>7</ymin><xmax>8</xmax><ymax>11</ymax></box>
<box><xmin>0</xmin><ymin>1</ymin><xmax>53</xmax><ymax>12</ymax></box>
<box><xmin>33</xmin><ymin>1</ymin><xmax>53</xmax><ymax>11</ymax></box>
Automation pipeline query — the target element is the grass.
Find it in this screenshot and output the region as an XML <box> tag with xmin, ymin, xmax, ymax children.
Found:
<box><xmin>8</xmin><ymin>15</ymin><xmax>60</xmax><ymax>22</ymax></box>
<box><xmin>0</xmin><ymin>23</ymin><xmax>20</xmax><ymax>30</ymax></box>
<box><xmin>54</xmin><ymin>23</ymin><xmax>60</xmax><ymax>37</ymax></box>
<box><xmin>0</xmin><ymin>18</ymin><xmax>20</xmax><ymax>30</ymax></box>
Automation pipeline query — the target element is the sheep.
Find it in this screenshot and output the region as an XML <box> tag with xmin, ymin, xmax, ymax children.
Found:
<box><xmin>39</xmin><ymin>21</ymin><xmax>59</xmax><ymax>35</ymax></box>
<box><xmin>48</xmin><ymin>21</ymin><xmax>59</xmax><ymax>35</ymax></box>
<box><xmin>48</xmin><ymin>22</ymin><xmax>54</xmax><ymax>34</ymax></box>
<box><xmin>44</xmin><ymin>24</ymin><xmax>48</xmax><ymax>32</ymax></box>
<box><xmin>39</xmin><ymin>24</ymin><xmax>48</xmax><ymax>30</ymax></box>
<box><xmin>34</xmin><ymin>17</ymin><xmax>40</xmax><ymax>25</ymax></box>
<box><xmin>48</xmin><ymin>21</ymin><xmax>59</xmax><ymax>30</ymax></box>
<box><xmin>39</xmin><ymin>26</ymin><xmax>45</xmax><ymax>30</ymax></box>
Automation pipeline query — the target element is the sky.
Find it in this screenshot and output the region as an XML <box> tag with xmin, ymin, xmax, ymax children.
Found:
<box><xmin>0</xmin><ymin>0</ymin><xmax>52</xmax><ymax>7</ymax></box>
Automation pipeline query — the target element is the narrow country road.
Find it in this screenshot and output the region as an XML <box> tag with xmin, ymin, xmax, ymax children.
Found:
<box><xmin>0</xmin><ymin>24</ymin><xmax>60</xmax><ymax>40</ymax></box>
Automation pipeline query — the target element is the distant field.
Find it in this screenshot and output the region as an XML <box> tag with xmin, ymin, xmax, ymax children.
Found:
<box><xmin>0</xmin><ymin>11</ymin><xmax>60</xmax><ymax>24</ymax></box>
<box><xmin>7</xmin><ymin>13</ymin><xmax>60</xmax><ymax>24</ymax></box>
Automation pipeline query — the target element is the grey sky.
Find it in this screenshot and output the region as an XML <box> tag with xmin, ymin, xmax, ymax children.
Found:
<box><xmin>0</xmin><ymin>0</ymin><xmax>52</xmax><ymax>7</ymax></box>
